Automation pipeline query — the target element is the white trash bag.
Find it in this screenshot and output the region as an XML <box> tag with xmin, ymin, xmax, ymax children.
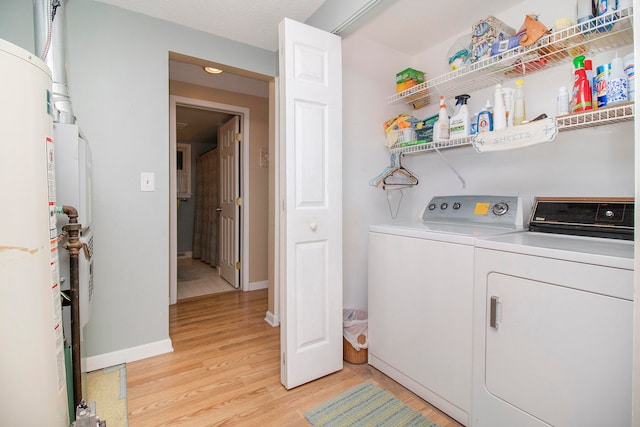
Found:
<box><xmin>343</xmin><ymin>309</ymin><xmax>368</xmax><ymax>351</ymax></box>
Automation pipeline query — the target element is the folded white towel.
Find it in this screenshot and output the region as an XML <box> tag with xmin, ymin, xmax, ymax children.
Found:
<box><xmin>472</xmin><ymin>117</ymin><xmax>558</xmax><ymax>152</ymax></box>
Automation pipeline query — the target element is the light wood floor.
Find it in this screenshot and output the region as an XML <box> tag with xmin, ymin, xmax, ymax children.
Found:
<box><xmin>126</xmin><ymin>289</ymin><xmax>462</xmax><ymax>426</ymax></box>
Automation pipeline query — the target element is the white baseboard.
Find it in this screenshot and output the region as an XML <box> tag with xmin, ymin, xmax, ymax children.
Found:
<box><xmin>264</xmin><ymin>311</ymin><xmax>279</xmax><ymax>327</ymax></box>
<box><xmin>177</xmin><ymin>251</ymin><xmax>192</xmax><ymax>259</ymax></box>
<box><xmin>248</xmin><ymin>280</ymin><xmax>268</xmax><ymax>291</ymax></box>
<box><xmin>85</xmin><ymin>338</ymin><xmax>173</xmax><ymax>372</ymax></box>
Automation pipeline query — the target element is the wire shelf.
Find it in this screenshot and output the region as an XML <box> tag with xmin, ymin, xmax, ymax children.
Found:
<box><xmin>556</xmin><ymin>102</ymin><xmax>634</xmax><ymax>130</ymax></box>
<box><xmin>390</xmin><ymin>103</ymin><xmax>635</xmax><ymax>155</ymax></box>
<box><xmin>387</xmin><ymin>8</ymin><xmax>634</xmax><ymax>107</ymax></box>
<box><xmin>390</xmin><ymin>136</ymin><xmax>474</xmax><ymax>155</ymax></box>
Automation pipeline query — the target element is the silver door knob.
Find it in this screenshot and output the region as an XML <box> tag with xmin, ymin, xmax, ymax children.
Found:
<box><xmin>216</xmin><ymin>207</ymin><xmax>222</xmax><ymax>212</ymax></box>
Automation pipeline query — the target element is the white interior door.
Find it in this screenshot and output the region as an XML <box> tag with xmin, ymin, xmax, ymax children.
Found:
<box><xmin>278</xmin><ymin>17</ymin><xmax>343</xmax><ymax>389</ymax></box>
<box><xmin>219</xmin><ymin>116</ymin><xmax>240</xmax><ymax>288</ymax></box>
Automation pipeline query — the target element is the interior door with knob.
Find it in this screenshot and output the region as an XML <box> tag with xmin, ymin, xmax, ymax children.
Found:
<box><xmin>279</xmin><ymin>17</ymin><xmax>343</xmax><ymax>389</ymax></box>
<box><xmin>219</xmin><ymin>116</ymin><xmax>240</xmax><ymax>288</ymax></box>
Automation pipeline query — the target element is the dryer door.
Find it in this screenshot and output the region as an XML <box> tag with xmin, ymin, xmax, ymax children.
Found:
<box><xmin>484</xmin><ymin>272</ymin><xmax>632</xmax><ymax>426</ymax></box>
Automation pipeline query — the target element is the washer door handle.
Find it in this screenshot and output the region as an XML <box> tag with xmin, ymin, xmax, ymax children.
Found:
<box><xmin>490</xmin><ymin>296</ymin><xmax>502</xmax><ymax>329</ymax></box>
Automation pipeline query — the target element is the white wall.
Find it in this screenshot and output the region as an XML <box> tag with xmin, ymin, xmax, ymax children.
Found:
<box><xmin>341</xmin><ymin>0</ymin><xmax>635</xmax><ymax>312</ymax></box>
<box><xmin>63</xmin><ymin>1</ymin><xmax>276</xmax><ymax>362</ymax></box>
<box><xmin>341</xmin><ymin>34</ymin><xmax>413</xmax><ymax>309</ymax></box>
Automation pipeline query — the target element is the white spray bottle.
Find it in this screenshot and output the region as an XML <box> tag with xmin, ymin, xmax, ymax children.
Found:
<box><xmin>433</xmin><ymin>95</ymin><xmax>449</xmax><ymax>141</ymax></box>
<box><xmin>449</xmin><ymin>94</ymin><xmax>471</xmax><ymax>138</ymax></box>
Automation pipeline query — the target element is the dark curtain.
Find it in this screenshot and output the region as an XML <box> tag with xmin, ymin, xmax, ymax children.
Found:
<box><xmin>192</xmin><ymin>148</ymin><xmax>219</xmax><ymax>266</ymax></box>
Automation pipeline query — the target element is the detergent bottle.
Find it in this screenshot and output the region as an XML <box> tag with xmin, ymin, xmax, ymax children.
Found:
<box><xmin>571</xmin><ymin>55</ymin><xmax>593</xmax><ymax>112</ymax></box>
<box><xmin>477</xmin><ymin>100</ymin><xmax>493</xmax><ymax>133</ymax></box>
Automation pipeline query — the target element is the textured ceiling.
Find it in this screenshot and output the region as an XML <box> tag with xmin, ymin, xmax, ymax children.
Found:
<box><xmin>93</xmin><ymin>0</ymin><xmax>327</xmax><ymax>52</ymax></box>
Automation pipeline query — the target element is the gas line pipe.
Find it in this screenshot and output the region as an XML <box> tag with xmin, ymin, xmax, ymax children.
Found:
<box><xmin>56</xmin><ymin>205</ymin><xmax>82</xmax><ymax>408</ymax></box>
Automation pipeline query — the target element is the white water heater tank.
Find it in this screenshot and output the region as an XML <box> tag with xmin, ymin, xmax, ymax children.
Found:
<box><xmin>0</xmin><ymin>39</ymin><xmax>69</xmax><ymax>426</ymax></box>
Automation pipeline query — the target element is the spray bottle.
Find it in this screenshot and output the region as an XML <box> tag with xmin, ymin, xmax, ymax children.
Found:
<box><xmin>449</xmin><ymin>94</ymin><xmax>471</xmax><ymax>138</ymax></box>
<box><xmin>433</xmin><ymin>96</ymin><xmax>450</xmax><ymax>141</ymax></box>
<box><xmin>571</xmin><ymin>55</ymin><xmax>593</xmax><ymax>112</ymax></box>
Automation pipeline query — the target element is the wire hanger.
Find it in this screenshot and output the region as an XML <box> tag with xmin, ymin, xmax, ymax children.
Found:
<box><xmin>370</xmin><ymin>152</ymin><xmax>419</xmax><ymax>190</ymax></box>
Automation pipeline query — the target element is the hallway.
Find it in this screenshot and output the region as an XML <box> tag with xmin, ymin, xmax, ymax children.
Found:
<box><xmin>177</xmin><ymin>257</ymin><xmax>237</xmax><ymax>299</ymax></box>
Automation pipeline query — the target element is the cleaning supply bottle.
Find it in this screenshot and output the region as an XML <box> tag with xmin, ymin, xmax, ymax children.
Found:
<box><xmin>624</xmin><ymin>52</ymin><xmax>634</xmax><ymax>100</ymax></box>
<box><xmin>585</xmin><ymin>59</ymin><xmax>595</xmax><ymax>109</ymax></box>
<box><xmin>571</xmin><ymin>55</ymin><xmax>593</xmax><ymax>112</ymax></box>
<box><xmin>433</xmin><ymin>95</ymin><xmax>449</xmax><ymax>141</ymax></box>
<box><xmin>514</xmin><ymin>79</ymin><xmax>526</xmax><ymax>125</ymax></box>
<box><xmin>493</xmin><ymin>84</ymin><xmax>507</xmax><ymax>130</ymax></box>
<box><xmin>449</xmin><ymin>94</ymin><xmax>471</xmax><ymax>138</ymax></box>
<box><xmin>477</xmin><ymin>100</ymin><xmax>493</xmax><ymax>133</ymax></box>
<box><xmin>607</xmin><ymin>53</ymin><xmax>628</xmax><ymax>105</ymax></box>
<box><xmin>502</xmin><ymin>87</ymin><xmax>514</xmax><ymax>127</ymax></box>
<box><xmin>557</xmin><ymin>86</ymin><xmax>570</xmax><ymax>116</ymax></box>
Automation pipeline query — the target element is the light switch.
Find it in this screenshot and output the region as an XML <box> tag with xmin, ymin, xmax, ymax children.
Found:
<box><xmin>141</xmin><ymin>172</ymin><xmax>155</xmax><ymax>192</ymax></box>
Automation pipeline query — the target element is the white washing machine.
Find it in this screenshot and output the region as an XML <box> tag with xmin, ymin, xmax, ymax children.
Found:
<box><xmin>368</xmin><ymin>195</ymin><xmax>527</xmax><ymax>426</ymax></box>
<box><xmin>472</xmin><ymin>198</ymin><xmax>634</xmax><ymax>427</ymax></box>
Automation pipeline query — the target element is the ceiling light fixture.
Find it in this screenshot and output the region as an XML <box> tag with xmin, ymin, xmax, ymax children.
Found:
<box><xmin>203</xmin><ymin>66</ymin><xmax>223</xmax><ymax>74</ymax></box>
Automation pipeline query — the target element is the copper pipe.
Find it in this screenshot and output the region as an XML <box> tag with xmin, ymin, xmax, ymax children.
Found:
<box><xmin>61</xmin><ymin>205</ymin><xmax>82</xmax><ymax>408</ymax></box>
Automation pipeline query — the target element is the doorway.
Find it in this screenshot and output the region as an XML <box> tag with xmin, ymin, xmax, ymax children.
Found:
<box><xmin>169</xmin><ymin>95</ymin><xmax>251</xmax><ymax>305</ymax></box>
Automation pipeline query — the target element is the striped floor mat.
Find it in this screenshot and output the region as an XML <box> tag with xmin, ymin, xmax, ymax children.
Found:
<box><xmin>304</xmin><ymin>381</ymin><xmax>438</xmax><ymax>427</ymax></box>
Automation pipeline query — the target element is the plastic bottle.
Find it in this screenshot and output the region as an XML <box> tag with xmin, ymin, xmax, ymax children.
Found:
<box><xmin>571</xmin><ymin>55</ymin><xmax>593</xmax><ymax>112</ymax></box>
<box><xmin>493</xmin><ymin>84</ymin><xmax>507</xmax><ymax>131</ymax></box>
<box><xmin>624</xmin><ymin>52</ymin><xmax>635</xmax><ymax>100</ymax></box>
<box><xmin>607</xmin><ymin>54</ymin><xmax>628</xmax><ymax>105</ymax></box>
<box><xmin>514</xmin><ymin>80</ymin><xmax>526</xmax><ymax>125</ymax></box>
<box><xmin>470</xmin><ymin>114</ymin><xmax>478</xmax><ymax>135</ymax></box>
<box><xmin>596</xmin><ymin>63</ymin><xmax>611</xmax><ymax>108</ymax></box>
<box><xmin>477</xmin><ymin>100</ymin><xmax>493</xmax><ymax>133</ymax></box>
<box><xmin>449</xmin><ymin>94</ymin><xmax>471</xmax><ymax>138</ymax></box>
<box><xmin>557</xmin><ymin>86</ymin><xmax>570</xmax><ymax>116</ymax></box>
<box><xmin>585</xmin><ymin>59</ymin><xmax>595</xmax><ymax>109</ymax></box>
<box><xmin>502</xmin><ymin>87</ymin><xmax>514</xmax><ymax>127</ymax></box>
<box><xmin>433</xmin><ymin>95</ymin><xmax>450</xmax><ymax>141</ymax></box>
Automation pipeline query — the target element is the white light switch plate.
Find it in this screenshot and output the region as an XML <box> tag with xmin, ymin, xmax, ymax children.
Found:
<box><xmin>141</xmin><ymin>172</ymin><xmax>155</xmax><ymax>191</ymax></box>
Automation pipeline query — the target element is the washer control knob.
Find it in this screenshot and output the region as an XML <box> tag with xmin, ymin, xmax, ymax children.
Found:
<box><xmin>428</xmin><ymin>203</ymin><xmax>436</xmax><ymax>211</ymax></box>
<box><xmin>605</xmin><ymin>210</ymin><xmax>615</xmax><ymax>218</ymax></box>
<box><xmin>453</xmin><ymin>202</ymin><xmax>461</xmax><ymax>210</ymax></box>
<box><xmin>440</xmin><ymin>203</ymin><xmax>448</xmax><ymax>210</ymax></box>
<box><xmin>492</xmin><ymin>203</ymin><xmax>509</xmax><ymax>216</ymax></box>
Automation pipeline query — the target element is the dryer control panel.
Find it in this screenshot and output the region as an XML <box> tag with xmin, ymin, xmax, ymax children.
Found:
<box><xmin>422</xmin><ymin>195</ymin><xmax>526</xmax><ymax>229</ymax></box>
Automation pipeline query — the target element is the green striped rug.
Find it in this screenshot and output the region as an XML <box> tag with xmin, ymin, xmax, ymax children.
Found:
<box><xmin>304</xmin><ymin>381</ymin><xmax>439</xmax><ymax>427</ymax></box>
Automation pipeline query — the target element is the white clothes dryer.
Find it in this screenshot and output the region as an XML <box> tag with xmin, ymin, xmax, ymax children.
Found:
<box><xmin>472</xmin><ymin>198</ymin><xmax>634</xmax><ymax>427</ymax></box>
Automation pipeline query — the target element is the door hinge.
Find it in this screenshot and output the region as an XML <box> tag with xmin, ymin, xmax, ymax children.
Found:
<box><xmin>282</xmin><ymin>352</ymin><xmax>285</xmax><ymax>365</ymax></box>
<box><xmin>236</xmin><ymin>261</ymin><xmax>241</xmax><ymax>270</ymax></box>
<box><xmin>235</xmin><ymin>132</ymin><xmax>242</xmax><ymax>142</ymax></box>
<box><xmin>236</xmin><ymin>197</ymin><xmax>242</xmax><ymax>206</ymax></box>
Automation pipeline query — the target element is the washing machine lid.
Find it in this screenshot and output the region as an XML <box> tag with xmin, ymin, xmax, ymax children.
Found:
<box><xmin>369</xmin><ymin>221</ymin><xmax>523</xmax><ymax>245</ymax></box>
<box><xmin>476</xmin><ymin>232</ymin><xmax>634</xmax><ymax>269</ymax></box>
